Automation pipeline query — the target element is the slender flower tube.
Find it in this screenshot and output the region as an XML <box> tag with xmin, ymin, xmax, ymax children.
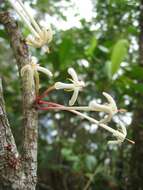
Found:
<box><xmin>54</xmin><ymin>68</ymin><xmax>85</xmax><ymax>106</ymax></box>
<box><xmin>46</xmin><ymin>92</ymin><xmax>117</xmax><ymax>123</ymax></box>
<box><xmin>38</xmin><ymin>88</ymin><xmax>119</xmax><ymax>124</ymax></box>
<box><xmin>36</xmin><ymin>100</ymin><xmax>134</xmax><ymax>144</ymax></box>
<box><xmin>71</xmin><ymin>110</ymin><xmax>127</xmax><ymax>144</ymax></box>
<box><xmin>8</xmin><ymin>0</ymin><xmax>53</xmax><ymax>50</ymax></box>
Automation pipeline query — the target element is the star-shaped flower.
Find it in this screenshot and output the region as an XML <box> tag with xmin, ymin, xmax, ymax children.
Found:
<box><xmin>89</xmin><ymin>92</ymin><xmax>118</xmax><ymax>123</ymax></box>
<box><xmin>54</xmin><ymin>68</ymin><xmax>85</xmax><ymax>106</ymax></box>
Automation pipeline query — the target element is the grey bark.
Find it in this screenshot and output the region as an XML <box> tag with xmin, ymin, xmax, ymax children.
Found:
<box><xmin>0</xmin><ymin>12</ymin><xmax>38</xmax><ymax>190</ymax></box>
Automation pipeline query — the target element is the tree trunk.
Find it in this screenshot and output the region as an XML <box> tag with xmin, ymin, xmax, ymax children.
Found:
<box><xmin>0</xmin><ymin>12</ymin><xmax>38</xmax><ymax>190</ymax></box>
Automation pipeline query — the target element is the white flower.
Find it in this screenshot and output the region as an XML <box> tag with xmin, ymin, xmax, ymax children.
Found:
<box><xmin>26</xmin><ymin>26</ymin><xmax>53</xmax><ymax>50</ymax></box>
<box><xmin>69</xmin><ymin>109</ymin><xmax>128</xmax><ymax>145</ymax></box>
<box><xmin>21</xmin><ymin>56</ymin><xmax>52</xmax><ymax>94</ymax></box>
<box><xmin>8</xmin><ymin>0</ymin><xmax>53</xmax><ymax>50</ymax></box>
<box><xmin>21</xmin><ymin>56</ymin><xmax>53</xmax><ymax>77</ymax></box>
<box><xmin>55</xmin><ymin>68</ymin><xmax>85</xmax><ymax>106</ymax></box>
<box><xmin>89</xmin><ymin>92</ymin><xmax>118</xmax><ymax>123</ymax></box>
<box><xmin>108</xmin><ymin>122</ymin><xmax>127</xmax><ymax>145</ymax></box>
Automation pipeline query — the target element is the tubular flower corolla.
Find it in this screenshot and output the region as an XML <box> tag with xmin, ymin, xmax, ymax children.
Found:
<box><xmin>54</xmin><ymin>68</ymin><xmax>85</xmax><ymax>106</ymax></box>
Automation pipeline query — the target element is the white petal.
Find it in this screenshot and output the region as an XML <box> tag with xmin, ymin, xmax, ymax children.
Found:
<box><xmin>55</xmin><ymin>82</ymin><xmax>74</xmax><ymax>90</ymax></box>
<box><xmin>40</xmin><ymin>27</ymin><xmax>53</xmax><ymax>43</ymax></box>
<box><xmin>46</xmin><ymin>27</ymin><xmax>53</xmax><ymax>42</ymax></box>
<box><xmin>102</xmin><ymin>92</ymin><xmax>118</xmax><ymax>113</ymax></box>
<box><xmin>37</xmin><ymin>66</ymin><xmax>53</xmax><ymax>77</ymax></box>
<box><xmin>41</xmin><ymin>29</ymin><xmax>48</xmax><ymax>41</ymax></box>
<box><xmin>68</xmin><ymin>68</ymin><xmax>79</xmax><ymax>83</ymax></box>
<box><xmin>69</xmin><ymin>88</ymin><xmax>79</xmax><ymax>106</ymax></box>
<box><xmin>26</xmin><ymin>35</ymin><xmax>40</xmax><ymax>47</ymax></box>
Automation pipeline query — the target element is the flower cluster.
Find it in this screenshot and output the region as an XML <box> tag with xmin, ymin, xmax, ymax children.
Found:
<box><xmin>8</xmin><ymin>0</ymin><xmax>134</xmax><ymax>145</ymax></box>
<box><xmin>36</xmin><ymin>68</ymin><xmax>134</xmax><ymax>145</ymax></box>
<box><xmin>8</xmin><ymin>0</ymin><xmax>53</xmax><ymax>51</ymax></box>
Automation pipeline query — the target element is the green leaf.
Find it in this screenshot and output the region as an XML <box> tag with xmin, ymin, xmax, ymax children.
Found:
<box><xmin>85</xmin><ymin>155</ymin><xmax>96</xmax><ymax>172</ymax></box>
<box><xmin>85</xmin><ymin>37</ymin><xmax>97</xmax><ymax>57</ymax></box>
<box><xmin>109</xmin><ymin>39</ymin><xmax>129</xmax><ymax>77</ymax></box>
<box><xmin>105</xmin><ymin>61</ymin><xmax>112</xmax><ymax>79</ymax></box>
<box><xmin>59</xmin><ymin>37</ymin><xmax>74</xmax><ymax>69</ymax></box>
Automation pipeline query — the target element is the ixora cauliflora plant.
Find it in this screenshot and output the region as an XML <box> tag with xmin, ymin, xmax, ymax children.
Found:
<box><xmin>8</xmin><ymin>0</ymin><xmax>134</xmax><ymax>145</ymax></box>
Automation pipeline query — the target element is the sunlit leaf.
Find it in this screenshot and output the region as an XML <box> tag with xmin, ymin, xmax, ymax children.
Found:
<box><xmin>105</xmin><ymin>61</ymin><xmax>112</xmax><ymax>79</ymax></box>
<box><xmin>109</xmin><ymin>39</ymin><xmax>129</xmax><ymax>77</ymax></box>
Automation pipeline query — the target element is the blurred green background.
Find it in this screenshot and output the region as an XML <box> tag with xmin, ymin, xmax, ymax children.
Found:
<box><xmin>0</xmin><ymin>0</ymin><xmax>143</xmax><ymax>189</ymax></box>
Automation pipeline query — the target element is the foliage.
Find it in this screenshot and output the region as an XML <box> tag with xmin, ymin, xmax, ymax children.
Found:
<box><xmin>107</xmin><ymin>39</ymin><xmax>129</xmax><ymax>78</ymax></box>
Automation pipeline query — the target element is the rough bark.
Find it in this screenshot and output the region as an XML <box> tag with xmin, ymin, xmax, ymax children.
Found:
<box><xmin>129</xmin><ymin>1</ymin><xmax>143</xmax><ymax>189</ymax></box>
<box><xmin>0</xmin><ymin>78</ymin><xmax>25</xmax><ymax>190</ymax></box>
<box><xmin>0</xmin><ymin>12</ymin><xmax>38</xmax><ymax>190</ymax></box>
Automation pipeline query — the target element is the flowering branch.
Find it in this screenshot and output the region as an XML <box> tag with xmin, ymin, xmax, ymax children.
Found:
<box><xmin>6</xmin><ymin>1</ymin><xmax>134</xmax><ymax>146</ymax></box>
